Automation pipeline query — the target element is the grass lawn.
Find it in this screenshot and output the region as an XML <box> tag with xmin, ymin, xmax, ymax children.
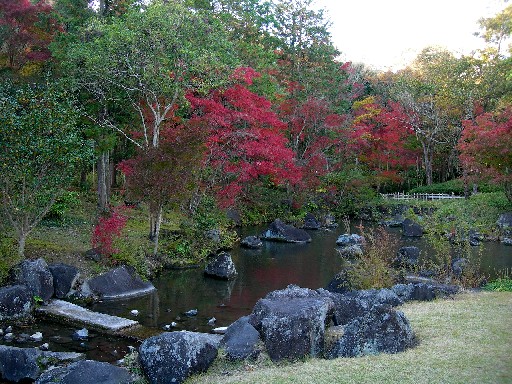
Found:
<box><xmin>189</xmin><ymin>291</ymin><xmax>512</xmax><ymax>384</ymax></box>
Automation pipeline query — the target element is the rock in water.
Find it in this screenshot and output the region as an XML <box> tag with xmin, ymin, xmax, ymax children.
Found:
<box><xmin>240</xmin><ymin>236</ymin><xmax>263</xmax><ymax>249</ymax></box>
<box><xmin>402</xmin><ymin>218</ymin><xmax>424</xmax><ymax>237</ymax></box>
<box><xmin>204</xmin><ymin>252</ymin><xmax>238</xmax><ymax>280</ymax></box>
<box><xmin>260</xmin><ymin>219</ymin><xmax>312</xmax><ymax>243</ymax></box>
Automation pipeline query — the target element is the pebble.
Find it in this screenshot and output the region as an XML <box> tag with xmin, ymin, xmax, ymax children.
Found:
<box><xmin>130</xmin><ymin>309</ymin><xmax>139</xmax><ymax>316</ymax></box>
<box><xmin>212</xmin><ymin>327</ymin><xmax>228</xmax><ymax>335</ymax></box>
<box><xmin>39</xmin><ymin>343</ymin><xmax>49</xmax><ymax>351</ymax></box>
<box><xmin>30</xmin><ymin>332</ymin><xmax>43</xmax><ymax>342</ymax></box>
<box><xmin>0</xmin><ymin>329</ymin><xmax>3</xmax><ymax>337</ymax></box>
<box><xmin>4</xmin><ymin>333</ymin><xmax>13</xmax><ymax>342</ymax></box>
<box><xmin>163</xmin><ymin>322</ymin><xmax>178</xmax><ymax>331</ymax></box>
<box><xmin>72</xmin><ymin>328</ymin><xmax>89</xmax><ymax>341</ymax></box>
<box><xmin>5</xmin><ymin>326</ymin><xmax>12</xmax><ymax>333</ymax></box>
<box><xmin>207</xmin><ymin>317</ymin><xmax>216</xmax><ymax>326</ymax></box>
<box><xmin>184</xmin><ymin>309</ymin><xmax>198</xmax><ymax>317</ymax></box>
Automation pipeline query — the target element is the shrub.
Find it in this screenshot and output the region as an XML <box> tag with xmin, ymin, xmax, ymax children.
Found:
<box><xmin>346</xmin><ymin>225</ymin><xmax>399</xmax><ymax>289</ymax></box>
<box><xmin>91</xmin><ymin>206</ymin><xmax>128</xmax><ymax>257</ymax></box>
<box><xmin>45</xmin><ymin>191</ymin><xmax>81</xmax><ymax>221</ymax></box>
<box><xmin>0</xmin><ymin>237</ymin><xmax>21</xmax><ymax>285</ymax></box>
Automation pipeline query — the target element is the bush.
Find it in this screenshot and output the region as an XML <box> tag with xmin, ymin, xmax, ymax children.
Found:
<box><xmin>0</xmin><ymin>237</ymin><xmax>21</xmax><ymax>285</ymax></box>
<box><xmin>45</xmin><ymin>191</ymin><xmax>81</xmax><ymax>221</ymax></box>
<box><xmin>409</xmin><ymin>179</ymin><xmax>502</xmax><ymax>195</ymax></box>
<box><xmin>346</xmin><ymin>225</ymin><xmax>399</xmax><ymax>289</ymax></box>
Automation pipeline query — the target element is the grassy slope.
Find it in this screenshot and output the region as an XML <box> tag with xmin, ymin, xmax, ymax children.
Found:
<box><xmin>189</xmin><ymin>291</ymin><xmax>512</xmax><ymax>384</ymax></box>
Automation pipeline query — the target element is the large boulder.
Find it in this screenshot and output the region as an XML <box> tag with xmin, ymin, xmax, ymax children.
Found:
<box><xmin>13</xmin><ymin>258</ymin><xmax>54</xmax><ymax>302</ymax></box>
<box><xmin>302</xmin><ymin>213</ymin><xmax>321</xmax><ymax>230</ymax></box>
<box><xmin>204</xmin><ymin>252</ymin><xmax>237</xmax><ymax>280</ymax></box>
<box><xmin>0</xmin><ymin>345</ymin><xmax>83</xmax><ymax>383</ymax></box>
<box><xmin>249</xmin><ymin>286</ymin><xmax>334</xmax><ymax>361</ymax></box>
<box><xmin>402</xmin><ymin>219</ymin><xmax>424</xmax><ymax>237</ymax></box>
<box><xmin>81</xmin><ymin>265</ymin><xmax>155</xmax><ymax>300</ymax></box>
<box><xmin>48</xmin><ymin>263</ymin><xmax>79</xmax><ymax>299</ymax></box>
<box><xmin>260</xmin><ymin>219</ymin><xmax>312</xmax><ymax>243</ymax></box>
<box><xmin>240</xmin><ymin>236</ymin><xmax>263</xmax><ymax>249</ymax></box>
<box><xmin>393</xmin><ymin>246</ymin><xmax>420</xmax><ymax>269</ymax></box>
<box><xmin>315</xmin><ymin>289</ymin><xmax>368</xmax><ymax>326</ymax></box>
<box><xmin>139</xmin><ymin>331</ymin><xmax>218</xmax><ymax>384</ymax></box>
<box><xmin>221</xmin><ymin>316</ymin><xmax>261</xmax><ymax>360</ymax></box>
<box><xmin>326</xmin><ymin>305</ymin><xmax>416</xmax><ymax>358</ymax></box>
<box><xmin>344</xmin><ymin>288</ymin><xmax>403</xmax><ymax>308</ymax></box>
<box><xmin>36</xmin><ymin>360</ymin><xmax>133</xmax><ymax>384</ymax></box>
<box><xmin>0</xmin><ymin>285</ymin><xmax>33</xmax><ymax>321</ymax></box>
<box><xmin>335</xmin><ymin>233</ymin><xmax>364</xmax><ymax>247</ymax></box>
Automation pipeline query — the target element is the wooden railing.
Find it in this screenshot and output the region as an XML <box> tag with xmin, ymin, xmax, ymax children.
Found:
<box><xmin>381</xmin><ymin>193</ymin><xmax>464</xmax><ymax>201</ymax></box>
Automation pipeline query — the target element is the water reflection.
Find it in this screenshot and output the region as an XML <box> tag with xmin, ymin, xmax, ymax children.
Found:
<box><xmin>92</xmin><ymin>224</ymin><xmax>511</xmax><ymax>335</ymax></box>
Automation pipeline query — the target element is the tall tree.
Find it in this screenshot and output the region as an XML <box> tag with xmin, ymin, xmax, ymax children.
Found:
<box><xmin>55</xmin><ymin>0</ymin><xmax>238</xmax><ymax>244</ymax></box>
<box><xmin>0</xmin><ymin>81</ymin><xmax>91</xmax><ymax>256</ymax></box>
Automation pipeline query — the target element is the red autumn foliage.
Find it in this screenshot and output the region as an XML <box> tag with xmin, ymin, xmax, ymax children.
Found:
<box><xmin>92</xmin><ymin>206</ymin><xmax>128</xmax><ymax>257</ymax></box>
<box><xmin>349</xmin><ymin>97</ymin><xmax>418</xmax><ymax>183</ymax></box>
<box><xmin>187</xmin><ymin>67</ymin><xmax>302</xmax><ymax>208</ymax></box>
<box><xmin>0</xmin><ymin>0</ymin><xmax>61</xmax><ymax>68</ymax></box>
<box><xmin>459</xmin><ymin>109</ymin><xmax>512</xmax><ymax>200</ymax></box>
<box><xmin>279</xmin><ymin>96</ymin><xmax>347</xmax><ymax>189</ymax></box>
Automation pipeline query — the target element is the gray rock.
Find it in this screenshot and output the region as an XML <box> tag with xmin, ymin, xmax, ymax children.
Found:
<box><xmin>260</xmin><ymin>219</ymin><xmax>312</xmax><ymax>243</ymax></box>
<box><xmin>139</xmin><ymin>331</ymin><xmax>218</xmax><ymax>384</ymax></box>
<box><xmin>335</xmin><ymin>233</ymin><xmax>364</xmax><ymax>247</ymax></box>
<box><xmin>0</xmin><ymin>345</ymin><xmax>83</xmax><ymax>383</ymax></box>
<box><xmin>336</xmin><ymin>245</ymin><xmax>363</xmax><ymax>258</ymax></box>
<box><xmin>0</xmin><ymin>285</ymin><xmax>33</xmax><ymax>321</ymax></box>
<box><xmin>249</xmin><ymin>286</ymin><xmax>334</xmax><ymax>361</ymax></box>
<box><xmin>326</xmin><ymin>305</ymin><xmax>415</xmax><ymax>358</ymax></box>
<box><xmin>72</xmin><ymin>328</ymin><xmax>88</xmax><ymax>341</ymax></box>
<box><xmin>84</xmin><ymin>248</ymin><xmax>102</xmax><ymax>262</ymax></box>
<box><xmin>321</xmin><ymin>213</ymin><xmax>338</xmax><ymax>228</ymax></box>
<box><xmin>81</xmin><ymin>265</ymin><xmax>155</xmax><ymax>300</ymax></box>
<box><xmin>14</xmin><ymin>258</ymin><xmax>54</xmax><ymax>302</ymax></box>
<box><xmin>315</xmin><ymin>289</ymin><xmax>368</xmax><ymax>326</ymax></box>
<box><xmin>497</xmin><ymin>212</ymin><xmax>512</xmax><ymax>228</ymax></box>
<box><xmin>382</xmin><ymin>214</ymin><xmax>405</xmax><ymax>227</ymax></box>
<box><xmin>393</xmin><ymin>246</ymin><xmax>420</xmax><ymax>269</ymax></box>
<box><xmin>402</xmin><ymin>218</ymin><xmax>424</xmax><ymax>237</ymax></box>
<box><xmin>503</xmin><ymin>238</ymin><xmax>512</xmax><ymax>246</ymax></box>
<box><xmin>240</xmin><ymin>236</ymin><xmax>263</xmax><ymax>249</ymax></box>
<box><xmin>452</xmin><ymin>258</ymin><xmax>469</xmax><ymax>278</ymax></box>
<box><xmin>221</xmin><ymin>316</ymin><xmax>261</xmax><ymax>360</ymax></box>
<box><xmin>325</xmin><ymin>269</ymin><xmax>353</xmax><ymax>294</ymax></box>
<box><xmin>36</xmin><ymin>360</ymin><xmax>133</xmax><ymax>384</ymax></box>
<box><xmin>204</xmin><ymin>252</ymin><xmax>237</xmax><ymax>280</ymax></box>
<box><xmin>392</xmin><ymin>283</ymin><xmax>436</xmax><ymax>302</ymax></box>
<box><xmin>344</xmin><ymin>288</ymin><xmax>403</xmax><ymax>308</ymax></box>
<box><xmin>49</xmin><ymin>263</ymin><xmax>79</xmax><ymax>299</ymax></box>
<box><xmin>184</xmin><ymin>309</ymin><xmax>198</xmax><ymax>317</ymax></box>
<box><xmin>302</xmin><ymin>213</ymin><xmax>321</xmax><ymax>230</ymax></box>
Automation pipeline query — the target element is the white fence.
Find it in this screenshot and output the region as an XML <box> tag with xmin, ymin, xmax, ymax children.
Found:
<box><xmin>381</xmin><ymin>193</ymin><xmax>464</xmax><ymax>201</ymax></box>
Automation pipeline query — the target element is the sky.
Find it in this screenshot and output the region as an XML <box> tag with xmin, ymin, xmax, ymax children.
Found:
<box><xmin>313</xmin><ymin>0</ymin><xmax>509</xmax><ymax>71</ymax></box>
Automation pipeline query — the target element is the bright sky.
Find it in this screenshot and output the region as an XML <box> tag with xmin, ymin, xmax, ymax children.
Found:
<box><xmin>314</xmin><ymin>0</ymin><xmax>508</xmax><ymax>71</ymax></box>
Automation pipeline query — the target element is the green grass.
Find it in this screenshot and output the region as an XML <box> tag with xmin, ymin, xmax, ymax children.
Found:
<box><xmin>188</xmin><ymin>292</ymin><xmax>512</xmax><ymax>384</ymax></box>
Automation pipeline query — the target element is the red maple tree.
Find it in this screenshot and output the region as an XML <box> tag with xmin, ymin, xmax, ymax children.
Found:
<box><xmin>187</xmin><ymin>67</ymin><xmax>302</xmax><ymax>208</ymax></box>
<box><xmin>459</xmin><ymin>109</ymin><xmax>512</xmax><ymax>201</ymax></box>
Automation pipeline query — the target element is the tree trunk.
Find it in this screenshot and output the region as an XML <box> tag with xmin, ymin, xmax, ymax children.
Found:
<box><xmin>97</xmin><ymin>151</ymin><xmax>110</xmax><ymax>212</ymax></box>
<box><xmin>149</xmin><ymin>204</ymin><xmax>163</xmax><ymax>255</ymax></box>
<box><xmin>17</xmin><ymin>232</ymin><xmax>27</xmax><ymax>257</ymax></box>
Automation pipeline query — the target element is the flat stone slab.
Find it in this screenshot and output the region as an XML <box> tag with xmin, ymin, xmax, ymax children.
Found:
<box><xmin>37</xmin><ymin>300</ymin><xmax>138</xmax><ymax>332</ymax></box>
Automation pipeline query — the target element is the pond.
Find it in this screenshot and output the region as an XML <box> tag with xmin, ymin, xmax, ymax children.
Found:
<box><xmin>92</xmin><ymin>224</ymin><xmax>512</xmax><ymax>337</ymax></box>
<box><xmin>5</xmin><ymin>224</ymin><xmax>511</xmax><ymax>363</ymax></box>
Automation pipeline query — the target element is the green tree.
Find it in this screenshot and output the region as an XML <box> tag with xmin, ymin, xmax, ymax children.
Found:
<box><xmin>54</xmin><ymin>0</ymin><xmax>238</xmax><ymax>245</ymax></box>
<box><xmin>0</xmin><ymin>81</ymin><xmax>92</xmax><ymax>256</ymax></box>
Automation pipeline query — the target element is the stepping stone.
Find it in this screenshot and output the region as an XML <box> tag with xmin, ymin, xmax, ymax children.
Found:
<box><xmin>37</xmin><ymin>300</ymin><xmax>138</xmax><ymax>333</ymax></box>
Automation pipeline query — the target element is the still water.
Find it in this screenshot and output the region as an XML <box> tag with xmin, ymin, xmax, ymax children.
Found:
<box><xmin>93</xmin><ymin>225</ymin><xmax>512</xmax><ymax>335</ymax></box>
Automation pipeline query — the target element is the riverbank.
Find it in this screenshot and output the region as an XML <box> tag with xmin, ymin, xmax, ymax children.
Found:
<box><xmin>189</xmin><ymin>291</ymin><xmax>512</xmax><ymax>384</ymax></box>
